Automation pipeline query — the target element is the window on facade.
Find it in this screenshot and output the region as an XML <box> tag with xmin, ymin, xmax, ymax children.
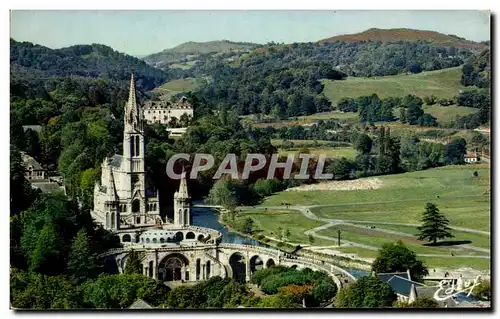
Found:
<box><xmin>135</xmin><ymin>135</ymin><xmax>140</xmax><ymax>156</ymax></box>
<box><xmin>130</xmin><ymin>136</ymin><xmax>135</xmax><ymax>157</ymax></box>
<box><xmin>132</xmin><ymin>199</ymin><xmax>140</xmax><ymax>213</ymax></box>
<box><xmin>136</xmin><ymin>217</ymin><xmax>140</xmax><ymax>224</ymax></box>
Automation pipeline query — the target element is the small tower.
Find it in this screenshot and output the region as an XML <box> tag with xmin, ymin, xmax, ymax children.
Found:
<box><xmin>174</xmin><ymin>169</ymin><xmax>191</xmax><ymax>226</ymax></box>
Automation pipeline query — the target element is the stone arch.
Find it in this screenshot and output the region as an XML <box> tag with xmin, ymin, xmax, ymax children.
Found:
<box><xmin>175</xmin><ymin>232</ymin><xmax>184</xmax><ymax>241</ymax></box>
<box><xmin>158</xmin><ymin>253</ymin><xmax>189</xmax><ymax>282</ymax></box>
<box><xmin>197</xmin><ymin>234</ymin><xmax>204</xmax><ymax>241</ymax></box>
<box><xmin>132</xmin><ymin>199</ymin><xmax>140</xmax><ymax>213</ymax></box>
<box><xmin>229</xmin><ymin>252</ymin><xmax>246</xmax><ymax>283</ymax></box>
<box><xmin>184</xmin><ymin>209</ymin><xmax>189</xmax><ymax>224</ymax></box>
<box><xmin>291</xmin><ymin>265</ymin><xmax>298</xmax><ymax>270</ymax></box>
<box><xmin>160</xmin><ymin>238</ymin><xmax>165</xmax><ymax>243</ymax></box>
<box><xmin>152</xmin><ymin>238</ymin><xmax>157</xmax><ymax>243</ymax></box>
<box><xmin>206</xmin><ymin>260</ymin><xmax>211</xmax><ymax>278</ymax></box>
<box><xmin>146</xmin><ymin>238</ymin><xmax>150</xmax><ymax>243</ymax></box>
<box><xmin>111</xmin><ymin>212</ymin><xmax>115</xmax><ymax>228</ymax></box>
<box><xmin>249</xmin><ymin>255</ymin><xmax>264</xmax><ymax>274</ymax></box>
<box><xmin>186</xmin><ymin>232</ymin><xmax>195</xmax><ymax>240</ymax></box>
<box><xmin>105</xmin><ymin>212</ymin><xmax>109</xmax><ymax>228</ymax></box>
<box><xmin>265</xmin><ymin>258</ymin><xmax>275</xmax><ymax>268</ymax></box>
<box><xmin>122</xmin><ymin>234</ymin><xmax>131</xmax><ymax>242</ymax></box>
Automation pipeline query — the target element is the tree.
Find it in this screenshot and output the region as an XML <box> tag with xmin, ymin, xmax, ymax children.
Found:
<box><xmin>336</xmin><ymin>276</ymin><xmax>397</xmax><ymax>308</ymax></box>
<box><xmin>410</xmin><ymin>297</ymin><xmax>439</xmax><ymax>308</ymax></box>
<box><xmin>354</xmin><ymin>133</ymin><xmax>373</xmax><ymax>155</ymax></box>
<box><xmin>472</xmin><ymin>280</ymin><xmax>491</xmax><ymax>301</ymax></box>
<box><xmin>284</xmin><ymin>228</ymin><xmax>291</xmax><ymax>240</ymax></box>
<box><xmin>372</xmin><ymin>241</ymin><xmax>428</xmax><ymax>282</ymax></box>
<box><xmin>308</xmin><ymin>234</ymin><xmax>315</xmax><ymax>245</ymax></box>
<box><xmin>276</xmin><ymin>226</ymin><xmax>283</xmax><ymax>241</ymax></box>
<box><xmin>67</xmin><ymin>228</ymin><xmax>98</xmax><ymax>283</ymax></box>
<box><xmin>311</xmin><ymin>278</ymin><xmax>337</xmax><ymax>304</ymax></box>
<box><xmin>444</xmin><ymin>138</ymin><xmax>467</xmax><ymax>164</ymax></box>
<box><xmin>395</xmin><ymin>297</ymin><xmax>439</xmax><ymax>308</ymax></box>
<box><xmin>124</xmin><ymin>249</ymin><xmax>144</xmax><ymax>275</ymax></box>
<box><xmin>416</xmin><ymin>203</ymin><xmax>454</xmax><ymax>245</ymax></box>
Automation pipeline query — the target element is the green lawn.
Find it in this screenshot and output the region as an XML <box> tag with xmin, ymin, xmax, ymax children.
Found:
<box><xmin>239</xmin><ymin>209</ymin><xmax>334</xmax><ymax>247</ymax></box>
<box><xmin>317</xmin><ymin>225</ymin><xmax>487</xmax><ymax>256</ymax></box>
<box><xmin>153</xmin><ymin>77</ymin><xmax>207</xmax><ymax>98</ymax></box>
<box><xmin>261</xmin><ymin>166</ymin><xmax>490</xmax><ymax>232</ymax></box>
<box><xmin>423</xmin><ymin>105</ymin><xmax>479</xmax><ymax>124</ymax></box>
<box><xmin>350</xmin><ymin>223</ymin><xmax>490</xmax><ymax>250</ymax></box>
<box><xmin>322</xmin><ymin>67</ymin><xmax>464</xmax><ymax>105</ymax></box>
<box><xmin>419</xmin><ymin>257</ymin><xmax>490</xmax><ymax>270</ymax></box>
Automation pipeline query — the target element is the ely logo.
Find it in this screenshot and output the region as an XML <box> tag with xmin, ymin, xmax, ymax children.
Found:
<box><xmin>434</xmin><ymin>275</ymin><xmax>482</xmax><ymax>303</ymax></box>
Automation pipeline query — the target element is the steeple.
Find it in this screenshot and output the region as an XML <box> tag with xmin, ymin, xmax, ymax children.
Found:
<box><xmin>107</xmin><ymin>165</ymin><xmax>118</xmax><ymax>200</ymax></box>
<box><xmin>125</xmin><ymin>73</ymin><xmax>142</xmax><ymax>131</ymax></box>
<box><xmin>176</xmin><ymin>169</ymin><xmax>190</xmax><ymax>199</ymax></box>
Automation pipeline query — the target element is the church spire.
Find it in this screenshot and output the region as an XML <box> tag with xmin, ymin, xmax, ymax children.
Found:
<box><xmin>128</xmin><ymin>73</ymin><xmax>136</xmax><ymax>107</ymax></box>
<box><xmin>177</xmin><ymin>168</ymin><xmax>190</xmax><ymax>199</ymax></box>
<box><xmin>125</xmin><ymin>73</ymin><xmax>142</xmax><ymax>130</ymax></box>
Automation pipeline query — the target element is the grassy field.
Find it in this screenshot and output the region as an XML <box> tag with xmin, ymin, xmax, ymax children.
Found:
<box><xmin>245</xmin><ymin>164</ymin><xmax>490</xmax><ymax>270</ymax></box>
<box><xmin>237</xmin><ymin>209</ymin><xmax>333</xmax><ymax>246</ymax></box>
<box><xmin>322</xmin><ymin>67</ymin><xmax>464</xmax><ymax>105</ymax></box>
<box><xmin>419</xmin><ymin>257</ymin><xmax>490</xmax><ymax>270</ymax></box>
<box><xmin>153</xmin><ymin>77</ymin><xmax>207</xmax><ymax>98</ymax></box>
<box><xmin>422</xmin><ymin>105</ymin><xmax>479</xmax><ymax>124</ymax></box>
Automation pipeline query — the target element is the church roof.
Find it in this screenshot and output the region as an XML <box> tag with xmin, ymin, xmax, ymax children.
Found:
<box><xmin>129</xmin><ymin>298</ymin><xmax>153</xmax><ymax>309</ymax></box>
<box><xmin>21</xmin><ymin>153</ymin><xmax>43</xmax><ymax>171</ymax></box>
<box><xmin>386</xmin><ymin>276</ymin><xmax>424</xmax><ymax>297</ymax></box>
<box><xmin>109</xmin><ymin>155</ymin><xmax>123</xmax><ymax>168</ymax></box>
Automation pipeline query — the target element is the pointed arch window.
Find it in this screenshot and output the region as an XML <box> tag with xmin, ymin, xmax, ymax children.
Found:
<box><xmin>135</xmin><ymin>135</ymin><xmax>140</xmax><ymax>156</ymax></box>
<box><xmin>130</xmin><ymin>136</ymin><xmax>135</xmax><ymax>157</ymax></box>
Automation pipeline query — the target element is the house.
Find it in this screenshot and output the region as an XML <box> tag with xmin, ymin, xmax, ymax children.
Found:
<box><xmin>464</xmin><ymin>153</ymin><xmax>480</xmax><ymax>163</ymax></box>
<box><xmin>376</xmin><ymin>271</ymin><xmax>425</xmax><ymax>303</ymax></box>
<box><xmin>21</xmin><ymin>153</ymin><xmax>45</xmax><ymax>181</ymax></box>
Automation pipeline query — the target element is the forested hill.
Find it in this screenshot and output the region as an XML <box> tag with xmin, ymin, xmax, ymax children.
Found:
<box><xmin>143</xmin><ymin>40</ymin><xmax>260</xmax><ymax>65</ymax></box>
<box><xmin>318</xmin><ymin>28</ymin><xmax>488</xmax><ymax>52</ymax></box>
<box><xmin>10</xmin><ymin>39</ymin><xmax>169</xmax><ymax>91</ymax></box>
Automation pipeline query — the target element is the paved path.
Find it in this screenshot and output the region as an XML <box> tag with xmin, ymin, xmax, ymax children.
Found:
<box><xmin>241</xmin><ymin>204</ymin><xmax>490</xmax><ymax>260</ymax></box>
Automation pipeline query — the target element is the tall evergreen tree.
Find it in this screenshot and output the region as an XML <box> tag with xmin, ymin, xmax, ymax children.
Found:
<box><xmin>416</xmin><ymin>203</ymin><xmax>454</xmax><ymax>245</ymax></box>
<box><xmin>124</xmin><ymin>249</ymin><xmax>144</xmax><ymax>275</ymax></box>
<box><xmin>67</xmin><ymin>228</ymin><xmax>98</xmax><ymax>283</ymax></box>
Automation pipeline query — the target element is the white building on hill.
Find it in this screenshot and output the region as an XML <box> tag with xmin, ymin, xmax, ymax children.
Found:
<box><xmin>143</xmin><ymin>96</ymin><xmax>193</xmax><ymax>125</ymax></box>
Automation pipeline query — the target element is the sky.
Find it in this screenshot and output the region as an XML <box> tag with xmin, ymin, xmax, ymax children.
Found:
<box><xmin>10</xmin><ymin>10</ymin><xmax>491</xmax><ymax>56</ymax></box>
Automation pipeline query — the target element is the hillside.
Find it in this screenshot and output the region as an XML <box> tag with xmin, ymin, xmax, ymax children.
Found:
<box><xmin>143</xmin><ymin>40</ymin><xmax>259</xmax><ymax>69</ymax></box>
<box><xmin>10</xmin><ymin>39</ymin><xmax>169</xmax><ymax>91</ymax></box>
<box><xmin>322</xmin><ymin>67</ymin><xmax>465</xmax><ymax>105</ymax></box>
<box><xmin>318</xmin><ymin>28</ymin><xmax>488</xmax><ymax>52</ymax></box>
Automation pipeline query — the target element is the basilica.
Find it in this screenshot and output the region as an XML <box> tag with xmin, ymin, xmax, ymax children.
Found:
<box><xmin>91</xmin><ymin>74</ymin><xmax>190</xmax><ymax>233</ymax></box>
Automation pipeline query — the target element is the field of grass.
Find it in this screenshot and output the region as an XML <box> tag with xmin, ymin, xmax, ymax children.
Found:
<box><xmin>238</xmin><ymin>209</ymin><xmax>334</xmax><ymax>246</ymax></box>
<box><xmin>419</xmin><ymin>257</ymin><xmax>490</xmax><ymax>270</ymax></box>
<box><xmin>317</xmin><ymin>224</ymin><xmax>488</xmax><ymax>255</ymax></box>
<box><xmin>423</xmin><ymin>105</ymin><xmax>479</xmax><ymax>124</ymax></box>
<box><xmin>322</xmin><ymin>67</ymin><xmax>464</xmax><ymax>105</ymax></box>
<box><xmin>153</xmin><ymin>77</ymin><xmax>207</xmax><ymax>98</ymax></box>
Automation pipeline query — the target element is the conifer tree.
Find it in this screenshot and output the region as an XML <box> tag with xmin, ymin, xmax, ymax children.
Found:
<box><xmin>67</xmin><ymin>228</ymin><xmax>97</xmax><ymax>282</ymax></box>
<box><xmin>416</xmin><ymin>203</ymin><xmax>454</xmax><ymax>245</ymax></box>
<box><xmin>124</xmin><ymin>249</ymin><xmax>143</xmax><ymax>275</ymax></box>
